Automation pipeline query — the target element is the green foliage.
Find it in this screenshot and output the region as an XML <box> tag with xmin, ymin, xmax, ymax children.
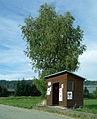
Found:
<box><xmin>84</xmin><ymin>86</ymin><xmax>97</xmax><ymax>99</ymax></box>
<box><xmin>84</xmin><ymin>87</ymin><xmax>90</xmax><ymax>98</ymax></box>
<box><xmin>21</xmin><ymin>3</ymin><xmax>86</xmax><ymax>77</ymax></box>
<box><xmin>93</xmin><ymin>87</ymin><xmax>97</xmax><ymax>98</ymax></box>
<box><xmin>0</xmin><ymin>86</ymin><xmax>8</xmax><ymax>97</ymax></box>
<box><xmin>15</xmin><ymin>80</ymin><xmax>41</xmax><ymax>96</ymax></box>
<box><xmin>33</xmin><ymin>78</ymin><xmax>46</xmax><ymax>98</ymax></box>
<box><xmin>0</xmin><ymin>86</ymin><xmax>2</xmax><ymax>96</ymax></box>
<box><xmin>15</xmin><ymin>81</ymin><xmax>21</xmax><ymax>96</ymax></box>
<box><xmin>88</xmin><ymin>93</ymin><xmax>95</xmax><ymax>99</ymax></box>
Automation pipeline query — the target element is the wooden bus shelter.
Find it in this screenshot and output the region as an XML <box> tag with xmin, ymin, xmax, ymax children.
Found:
<box><xmin>45</xmin><ymin>70</ymin><xmax>85</xmax><ymax>108</ymax></box>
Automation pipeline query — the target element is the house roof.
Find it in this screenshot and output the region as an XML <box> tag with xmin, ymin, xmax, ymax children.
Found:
<box><xmin>45</xmin><ymin>70</ymin><xmax>85</xmax><ymax>80</ymax></box>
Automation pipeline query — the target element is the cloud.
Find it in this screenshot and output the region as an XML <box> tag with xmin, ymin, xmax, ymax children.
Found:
<box><xmin>80</xmin><ymin>50</ymin><xmax>97</xmax><ymax>64</ymax></box>
<box><xmin>0</xmin><ymin>71</ymin><xmax>37</xmax><ymax>81</ymax></box>
<box><xmin>0</xmin><ymin>9</ymin><xmax>35</xmax><ymax>80</ymax></box>
<box><xmin>76</xmin><ymin>43</ymin><xmax>97</xmax><ymax>80</ymax></box>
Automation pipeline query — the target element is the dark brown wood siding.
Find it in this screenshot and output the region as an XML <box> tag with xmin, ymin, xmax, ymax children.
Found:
<box><xmin>67</xmin><ymin>73</ymin><xmax>83</xmax><ymax>107</ymax></box>
<box><xmin>47</xmin><ymin>74</ymin><xmax>68</xmax><ymax>106</ymax></box>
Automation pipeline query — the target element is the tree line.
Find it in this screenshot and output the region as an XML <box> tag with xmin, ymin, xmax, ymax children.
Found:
<box><xmin>0</xmin><ymin>80</ymin><xmax>41</xmax><ymax>97</ymax></box>
<box><xmin>1</xmin><ymin>80</ymin><xmax>97</xmax><ymax>98</ymax></box>
<box><xmin>84</xmin><ymin>86</ymin><xmax>97</xmax><ymax>99</ymax></box>
<box><xmin>0</xmin><ymin>86</ymin><xmax>8</xmax><ymax>97</ymax></box>
<box><xmin>15</xmin><ymin>80</ymin><xmax>41</xmax><ymax>96</ymax></box>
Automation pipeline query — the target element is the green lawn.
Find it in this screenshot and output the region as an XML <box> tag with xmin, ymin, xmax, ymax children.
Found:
<box><xmin>76</xmin><ymin>99</ymin><xmax>97</xmax><ymax>114</ymax></box>
<box><xmin>0</xmin><ymin>96</ymin><xmax>42</xmax><ymax>109</ymax></box>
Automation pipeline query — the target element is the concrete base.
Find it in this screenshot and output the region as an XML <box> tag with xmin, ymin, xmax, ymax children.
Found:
<box><xmin>48</xmin><ymin>106</ymin><xmax>67</xmax><ymax>110</ymax></box>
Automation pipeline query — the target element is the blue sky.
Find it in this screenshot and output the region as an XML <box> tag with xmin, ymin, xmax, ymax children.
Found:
<box><xmin>0</xmin><ymin>0</ymin><xmax>97</xmax><ymax>81</ymax></box>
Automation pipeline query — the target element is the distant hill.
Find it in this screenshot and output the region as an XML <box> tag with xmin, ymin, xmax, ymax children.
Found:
<box><xmin>84</xmin><ymin>80</ymin><xmax>97</xmax><ymax>85</ymax></box>
<box><xmin>0</xmin><ymin>80</ymin><xmax>33</xmax><ymax>90</ymax></box>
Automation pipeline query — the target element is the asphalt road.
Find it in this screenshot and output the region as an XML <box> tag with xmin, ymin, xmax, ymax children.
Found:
<box><xmin>0</xmin><ymin>104</ymin><xmax>73</xmax><ymax>119</ymax></box>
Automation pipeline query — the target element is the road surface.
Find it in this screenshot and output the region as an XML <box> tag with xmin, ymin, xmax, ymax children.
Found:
<box><xmin>0</xmin><ymin>104</ymin><xmax>73</xmax><ymax>119</ymax></box>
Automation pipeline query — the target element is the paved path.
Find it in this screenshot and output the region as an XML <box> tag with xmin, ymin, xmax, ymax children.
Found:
<box><xmin>0</xmin><ymin>104</ymin><xmax>73</xmax><ymax>119</ymax></box>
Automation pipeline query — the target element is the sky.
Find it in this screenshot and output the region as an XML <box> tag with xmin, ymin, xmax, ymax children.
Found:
<box><xmin>0</xmin><ymin>0</ymin><xmax>97</xmax><ymax>81</ymax></box>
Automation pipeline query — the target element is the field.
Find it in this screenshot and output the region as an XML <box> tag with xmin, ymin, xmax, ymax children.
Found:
<box><xmin>0</xmin><ymin>96</ymin><xmax>43</xmax><ymax>109</ymax></box>
<box><xmin>0</xmin><ymin>97</ymin><xmax>97</xmax><ymax>119</ymax></box>
<box><xmin>77</xmin><ymin>99</ymin><xmax>97</xmax><ymax>114</ymax></box>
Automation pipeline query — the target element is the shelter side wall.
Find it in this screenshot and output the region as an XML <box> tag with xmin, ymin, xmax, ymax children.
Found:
<box><xmin>67</xmin><ymin>74</ymin><xmax>75</xmax><ymax>107</ymax></box>
<box><xmin>74</xmin><ymin>78</ymin><xmax>83</xmax><ymax>107</ymax></box>
<box><xmin>67</xmin><ymin>74</ymin><xmax>84</xmax><ymax>107</ymax></box>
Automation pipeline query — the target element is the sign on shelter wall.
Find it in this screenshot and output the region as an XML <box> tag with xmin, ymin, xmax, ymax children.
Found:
<box><xmin>59</xmin><ymin>88</ymin><xmax>62</xmax><ymax>101</ymax></box>
<box><xmin>47</xmin><ymin>81</ymin><xmax>51</xmax><ymax>95</ymax></box>
<box><xmin>67</xmin><ymin>91</ymin><xmax>72</xmax><ymax>100</ymax></box>
<box><xmin>59</xmin><ymin>84</ymin><xmax>64</xmax><ymax>101</ymax></box>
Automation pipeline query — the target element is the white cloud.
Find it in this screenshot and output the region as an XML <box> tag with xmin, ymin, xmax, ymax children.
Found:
<box><xmin>76</xmin><ymin>43</ymin><xmax>97</xmax><ymax>80</ymax></box>
<box><xmin>0</xmin><ymin>16</ymin><xmax>36</xmax><ymax>80</ymax></box>
<box><xmin>79</xmin><ymin>49</ymin><xmax>97</xmax><ymax>64</ymax></box>
<box><xmin>0</xmin><ymin>71</ymin><xmax>37</xmax><ymax>81</ymax></box>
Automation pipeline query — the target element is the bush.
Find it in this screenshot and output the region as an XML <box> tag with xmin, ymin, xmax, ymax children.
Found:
<box><xmin>0</xmin><ymin>86</ymin><xmax>8</xmax><ymax>97</ymax></box>
<box><xmin>88</xmin><ymin>93</ymin><xmax>95</xmax><ymax>99</ymax></box>
<box><xmin>15</xmin><ymin>80</ymin><xmax>41</xmax><ymax>96</ymax></box>
<box><xmin>84</xmin><ymin>86</ymin><xmax>97</xmax><ymax>99</ymax></box>
<box><xmin>33</xmin><ymin>78</ymin><xmax>46</xmax><ymax>98</ymax></box>
<box><xmin>84</xmin><ymin>87</ymin><xmax>90</xmax><ymax>98</ymax></box>
<box><xmin>93</xmin><ymin>87</ymin><xmax>97</xmax><ymax>98</ymax></box>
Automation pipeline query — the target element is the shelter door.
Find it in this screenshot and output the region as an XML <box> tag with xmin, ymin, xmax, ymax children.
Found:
<box><xmin>53</xmin><ymin>82</ymin><xmax>59</xmax><ymax>105</ymax></box>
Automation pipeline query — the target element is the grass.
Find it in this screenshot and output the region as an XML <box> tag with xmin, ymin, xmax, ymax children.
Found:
<box><xmin>76</xmin><ymin>99</ymin><xmax>97</xmax><ymax>114</ymax></box>
<box><xmin>0</xmin><ymin>96</ymin><xmax>43</xmax><ymax>109</ymax></box>
<box><xmin>34</xmin><ymin>106</ymin><xmax>97</xmax><ymax>119</ymax></box>
<box><xmin>0</xmin><ymin>97</ymin><xmax>97</xmax><ymax>119</ymax></box>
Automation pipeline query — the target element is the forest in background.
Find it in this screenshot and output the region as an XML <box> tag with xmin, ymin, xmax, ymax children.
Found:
<box><xmin>0</xmin><ymin>79</ymin><xmax>97</xmax><ymax>98</ymax></box>
<box><xmin>0</xmin><ymin>79</ymin><xmax>41</xmax><ymax>97</ymax></box>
